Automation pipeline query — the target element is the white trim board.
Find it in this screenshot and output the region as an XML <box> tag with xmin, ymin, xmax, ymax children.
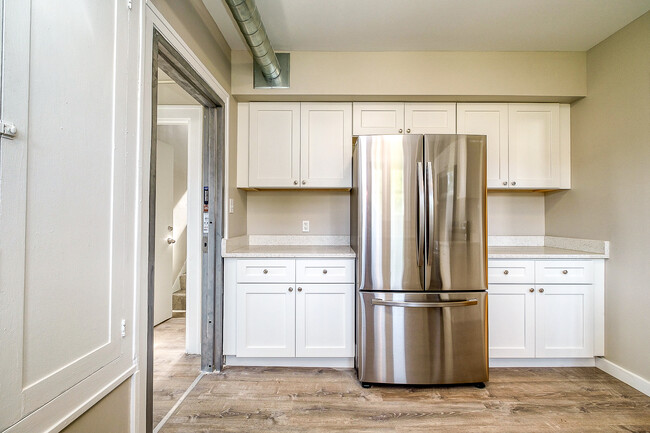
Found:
<box><xmin>596</xmin><ymin>358</ymin><xmax>650</xmax><ymax>397</ymax></box>
<box><xmin>225</xmin><ymin>356</ymin><xmax>355</xmax><ymax>368</ymax></box>
<box><xmin>490</xmin><ymin>358</ymin><xmax>596</xmax><ymax>367</ymax></box>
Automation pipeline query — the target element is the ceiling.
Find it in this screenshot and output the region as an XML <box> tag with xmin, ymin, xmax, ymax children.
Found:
<box><xmin>203</xmin><ymin>0</ymin><xmax>650</xmax><ymax>52</ymax></box>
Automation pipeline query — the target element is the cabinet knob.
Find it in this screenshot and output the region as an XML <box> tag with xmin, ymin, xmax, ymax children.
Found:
<box><xmin>529</xmin><ymin>288</ymin><xmax>534</xmax><ymax>293</ymax></box>
<box><xmin>293</xmin><ymin>180</ymin><xmax>298</xmax><ymax>185</ymax></box>
<box><xmin>302</xmin><ymin>180</ymin><xmax>306</xmax><ymax>185</ymax></box>
<box><xmin>297</xmin><ymin>287</ymin><xmax>302</xmax><ymax>292</ymax></box>
<box><xmin>503</xmin><ymin>270</ymin><xmax>509</xmax><ymax>275</ymax></box>
<box><xmin>263</xmin><ymin>269</ymin><xmax>268</xmax><ymax>274</ymax></box>
<box><xmin>511</xmin><ymin>181</ymin><xmax>517</xmax><ymax>186</ymax></box>
<box><xmin>539</xmin><ymin>288</ymin><xmax>544</xmax><ymax>293</ymax></box>
<box><xmin>406</xmin><ymin>128</ymin><xmax>411</xmax><ymax>133</ymax></box>
<box><xmin>398</xmin><ymin>129</ymin><xmax>403</xmax><ymax>133</ymax></box>
<box><xmin>322</xmin><ymin>269</ymin><xmax>328</xmax><ymax>274</ymax></box>
<box><xmin>288</xmin><ymin>287</ymin><xmax>293</xmax><ymax>292</ymax></box>
<box><xmin>502</xmin><ymin>181</ymin><xmax>508</xmax><ymax>186</ymax></box>
<box><xmin>562</xmin><ymin>270</ymin><xmax>568</xmax><ymax>274</ymax></box>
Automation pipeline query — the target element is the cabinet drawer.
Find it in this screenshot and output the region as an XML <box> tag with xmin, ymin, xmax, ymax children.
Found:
<box><xmin>535</xmin><ymin>260</ymin><xmax>594</xmax><ymax>284</ymax></box>
<box><xmin>488</xmin><ymin>260</ymin><xmax>534</xmax><ymax>284</ymax></box>
<box><xmin>236</xmin><ymin>259</ymin><xmax>295</xmax><ymax>283</ymax></box>
<box><xmin>296</xmin><ymin>259</ymin><xmax>355</xmax><ymax>283</ymax></box>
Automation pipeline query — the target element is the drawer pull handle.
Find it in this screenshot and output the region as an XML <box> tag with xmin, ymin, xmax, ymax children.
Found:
<box><xmin>263</xmin><ymin>269</ymin><xmax>268</xmax><ymax>274</ymax></box>
<box><xmin>529</xmin><ymin>288</ymin><xmax>534</xmax><ymax>293</ymax></box>
<box><xmin>297</xmin><ymin>287</ymin><xmax>302</xmax><ymax>292</ymax></box>
<box><xmin>562</xmin><ymin>270</ymin><xmax>568</xmax><ymax>274</ymax></box>
<box><xmin>503</xmin><ymin>270</ymin><xmax>509</xmax><ymax>275</ymax></box>
<box><xmin>322</xmin><ymin>269</ymin><xmax>328</xmax><ymax>274</ymax></box>
<box><xmin>288</xmin><ymin>287</ymin><xmax>293</xmax><ymax>292</ymax></box>
<box><xmin>539</xmin><ymin>288</ymin><xmax>545</xmax><ymax>293</ymax></box>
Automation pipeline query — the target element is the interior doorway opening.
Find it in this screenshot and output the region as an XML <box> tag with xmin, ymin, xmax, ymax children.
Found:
<box><xmin>147</xmin><ymin>30</ymin><xmax>225</xmax><ymax>433</ymax></box>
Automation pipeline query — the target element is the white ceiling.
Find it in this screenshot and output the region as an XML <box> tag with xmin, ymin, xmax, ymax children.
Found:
<box><xmin>203</xmin><ymin>0</ymin><xmax>650</xmax><ymax>52</ymax></box>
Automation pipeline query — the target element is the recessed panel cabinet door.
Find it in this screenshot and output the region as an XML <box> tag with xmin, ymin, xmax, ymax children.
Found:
<box><xmin>353</xmin><ymin>103</ymin><xmax>404</xmax><ymax>135</ymax></box>
<box><xmin>0</xmin><ymin>0</ymin><xmax>133</xmax><ymax>427</ymax></box>
<box><xmin>300</xmin><ymin>103</ymin><xmax>352</xmax><ymax>188</ymax></box>
<box><xmin>508</xmin><ymin>104</ymin><xmax>560</xmax><ymax>189</ymax></box>
<box><xmin>249</xmin><ymin>102</ymin><xmax>301</xmax><ymax>188</ymax></box>
<box><xmin>236</xmin><ymin>284</ymin><xmax>296</xmax><ymax>357</ymax></box>
<box><xmin>457</xmin><ymin>104</ymin><xmax>509</xmax><ymax>188</ymax></box>
<box><xmin>488</xmin><ymin>285</ymin><xmax>536</xmax><ymax>358</ymax></box>
<box><xmin>536</xmin><ymin>285</ymin><xmax>594</xmax><ymax>358</ymax></box>
<box><xmin>404</xmin><ymin>103</ymin><xmax>456</xmax><ymax>134</ymax></box>
<box><xmin>295</xmin><ymin>284</ymin><xmax>355</xmax><ymax>358</ymax></box>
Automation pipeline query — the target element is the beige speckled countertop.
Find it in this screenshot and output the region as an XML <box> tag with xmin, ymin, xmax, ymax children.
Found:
<box><xmin>223</xmin><ymin>244</ymin><xmax>356</xmax><ymax>258</ymax></box>
<box><xmin>488</xmin><ymin>246</ymin><xmax>607</xmax><ymax>259</ymax></box>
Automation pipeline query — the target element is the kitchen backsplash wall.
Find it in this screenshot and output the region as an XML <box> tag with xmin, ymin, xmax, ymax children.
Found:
<box><xmin>246</xmin><ymin>190</ymin><xmax>544</xmax><ymax>236</ymax></box>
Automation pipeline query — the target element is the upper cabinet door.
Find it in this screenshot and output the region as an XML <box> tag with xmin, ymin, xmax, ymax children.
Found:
<box><xmin>457</xmin><ymin>104</ymin><xmax>509</xmax><ymax>188</ymax></box>
<box><xmin>249</xmin><ymin>102</ymin><xmax>301</xmax><ymax>188</ymax></box>
<box><xmin>300</xmin><ymin>103</ymin><xmax>352</xmax><ymax>188</ymax></box>
<box><xmin>508</xmin><ymin>104</ymin><xmax>561</xmax><ymax>189</ymax></box>
<box><xmin>352</xmin><ymin>103</ymin><xmax>404</xmax><ymax>135</ymax></box>
<box><xmin>405</xmin><ymin>103</ymin><xmax>456</xmax><ymax>134</ymax></box>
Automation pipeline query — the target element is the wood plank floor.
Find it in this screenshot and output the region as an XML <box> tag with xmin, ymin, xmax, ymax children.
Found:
<box><xmin>153</xmin><ymin>317</ymin><xmax>201</xmax><ymax>427</ymax></box>
<box><xmin>158</xmin><ymin>366</ymin><xmax>650</xmax><ymax>433</ymax></box>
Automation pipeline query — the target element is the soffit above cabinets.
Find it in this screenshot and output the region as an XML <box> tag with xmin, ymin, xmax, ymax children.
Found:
<box><xmin>203</xmin><ymin>0</ymin><xmax>650</xmax><ymax>52</ymax></box>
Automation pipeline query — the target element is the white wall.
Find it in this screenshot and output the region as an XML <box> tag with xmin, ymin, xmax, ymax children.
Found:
<box><xmin>545</xmin><ymin>12</ymin><xmax>650</xmax><ymax>381</ymax></box>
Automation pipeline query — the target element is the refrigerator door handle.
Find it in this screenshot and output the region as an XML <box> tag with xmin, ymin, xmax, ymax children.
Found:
<box><xmin>426</xmin><ymin>161</ymin><xmax>434</xmax><ymax>265</ymax></box>
<box><xmin>417</xmin><ymin>162</ymin><xmax>425</xmax><ymax>267</ymax></box>
<box><xmin>371</xmin><ymin>298</ymin><xmax>478</xmax><ymax>308</ymax></box>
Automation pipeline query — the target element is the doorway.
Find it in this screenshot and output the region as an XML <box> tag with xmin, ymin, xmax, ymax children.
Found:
<box><xmin>147</xmin><ymin>31</ymin><xmax>225</xmax><ymax>433</ymax></box>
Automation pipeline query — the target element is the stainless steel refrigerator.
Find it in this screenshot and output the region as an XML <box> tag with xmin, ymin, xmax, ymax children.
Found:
<box><xmin>351</xmin><ymin>134</ymin><xmax>488</xmax><ymax>386</ymax></box>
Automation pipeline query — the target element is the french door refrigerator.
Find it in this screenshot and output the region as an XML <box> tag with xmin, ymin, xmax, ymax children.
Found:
<box><xmin>351</xmin><ymin>134</ymin><xmax>488</xmax><ymax>386</ymax></box>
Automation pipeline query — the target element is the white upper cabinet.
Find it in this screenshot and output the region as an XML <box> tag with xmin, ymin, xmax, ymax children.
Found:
<box><xmin>353</xmin><ymin>103</ymin><xmax>456</xmax><ymax>135</ymax></box>
<box><xmin>300</xmin><ymin>103</ymin><xmax>352</xmax><ymax>188</ymax></box>
<box><xmin>352</xmin><ymin>103</ymin><xmax>405</xmax><ymax>135</ymax></box>
<box><xmin>457</xmin><ymin>104</ymin><xmax>509</xmax><ymax>189</ymax></box>
<box><xmin>404</xmin><ymin>103</ymin><xmax>456</xmax><ymax>134</ymax></box>
<box><xmin>249</xmin><ymin>102</ymin><xmax>301</xmax><ymax>188</ymax></box>
<box><xmin>508</xmin><ymin>103</ymin><xmax>560</xmax><ymax>189</ymax></box>
<box><xmin>457</xmin><ymin>103</ymin><xmax>570</xmax><ymax>190</ymax></box>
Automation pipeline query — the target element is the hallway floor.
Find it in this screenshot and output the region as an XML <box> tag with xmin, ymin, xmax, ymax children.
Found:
<box><xmin>157</xmin><ymin>365</ymin><xmax>650</xmax><ymax>432</ymax></box>
<box><xmin>153</xmin><ymin>317</ymin><xmax>201</xmax><ymax>428</ymax></box>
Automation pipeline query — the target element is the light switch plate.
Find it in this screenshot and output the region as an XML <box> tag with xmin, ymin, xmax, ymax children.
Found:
<box><xmin>229</xmin><ymin>198</ymin><xmax>234</xmax><ymax>214</ymax></box>
<box><xmin>302</xmin><ymin>220</ymin><xmax>310</xmax><ymax>232</ymax></box>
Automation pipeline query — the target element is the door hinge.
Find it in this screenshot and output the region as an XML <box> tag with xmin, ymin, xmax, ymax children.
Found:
<box><xmin>0</xmin><ymin>121</ymin><xmax>17</xmax><ymax>139</ymax></box>
<box><xmin>121</xmin><ymin>319</ymin><xmax>127</xmax><ymax>338</ymax></box>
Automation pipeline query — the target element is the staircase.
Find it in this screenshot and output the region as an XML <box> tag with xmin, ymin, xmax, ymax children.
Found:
<box><xmin>172</xmin><ymin>273</ymin><xmax>186</xmax><ymax>318</ymax></box>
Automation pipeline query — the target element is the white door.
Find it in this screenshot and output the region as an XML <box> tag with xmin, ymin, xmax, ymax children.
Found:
<box><xmin>488</xmin><ymin>285</ymin><xmax>536</xmax><ymax>358</ymax></box>
<box><xmin>535</xmin><ymin>285</ymin><xmax>594</xmax><ymax>358</ymax></box>
<box><xmin>154</xmin><ymin>141</ymin><xmax>174</xmax><ymax>325</ymax></box>
<box><xmin>296</xmin><ymin>284</ymin><xmax>355</xmax><ymax>358</ymax></box>
<box><xmin>249</xmin><ymin>102</ymin><xmax>300</xmax><ymax>188</ymax></box>
<box><xmin>404</xmin><ymin>103</ymin><xmax>456</xmax><ymax>134</ymax></box>
<box><xmin>0</xmin><ymin>0</ymin><xmax>133</xmax><ymax>427</ymax></box>
<box><xmin>352</xmin><ymin>103</ymin><xmax>404</xmax><ymax>135</ymax></box>
<box><xmin>300</xmin><ymin>103</ymin><xmax>352</xmax><ymax>188</ymax></box>
<box><xmin>236</xmin><ymin>284</ymin><xmax>296</xmax><ymax>357</ymax></box>
<box><xmin>508</xmin><ymin>103</ymin><xmax>560</xmax><ymax>189</ymax></box>
<box><xmin>457</xmin><ymin>104</ymin><xmax>509</xmax><ymax>188</ymax></box>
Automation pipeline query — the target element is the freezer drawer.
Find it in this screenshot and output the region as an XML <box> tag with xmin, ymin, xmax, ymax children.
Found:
<box><xmin>358</xmin><ymin>291</ymin><xmax>488</xmax><ymax>385</ymax></box>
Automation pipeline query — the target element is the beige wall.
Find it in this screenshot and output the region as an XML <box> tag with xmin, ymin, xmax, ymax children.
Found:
<box><xmin>488</xmin><ymin>193</ymin><xmax>545</xmax><ymax>236</ymax></box>
<box><xmin>232</xmin><ymin>50</ymin><xmax>586</xmax><ymax>101</ymax></box>
<box><xmin>228</xmin><ymin>99</ymin><xmax>247</xmax><ymax>237</ymax></box>
<box><xmin>61</xmin><ymin>379</ymin><xmax>131</xmax><ymax>433</ymax></box>
<box><xmin>545</xmin><ymin>12</ymin><xmax>650</xmax><ymax>380</ymax></box>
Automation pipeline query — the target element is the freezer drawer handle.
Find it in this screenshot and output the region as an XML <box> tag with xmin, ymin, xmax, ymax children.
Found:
<box><xmin>371</xmin><ymin>298</ymin><xmax>478</xmax><ymax>308</ymax></box>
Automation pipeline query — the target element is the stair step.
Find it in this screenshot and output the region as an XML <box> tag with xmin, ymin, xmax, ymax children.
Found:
<box><xmin>172</xmin><ymin>289</ymin><xmax>186</xmax><ymax>311</ymax></box>
<box><xmin>180</xmin><ymin>274</ymin><xmax>186</xmax><ymax>291</ymax></box>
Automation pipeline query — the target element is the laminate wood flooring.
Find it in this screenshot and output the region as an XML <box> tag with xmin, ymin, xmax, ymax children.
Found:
<box><xmin>153</xmin><ymin>317</ymin><xmax>201</xmax><ymax>427</ymax></box>
<box><xmin>158</xmin><ymin>366</ymin><xmax>650</xmax><ymax>433</ymax></box>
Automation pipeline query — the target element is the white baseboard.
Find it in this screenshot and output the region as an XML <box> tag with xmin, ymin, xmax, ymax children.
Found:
<box><xmin>490</xmin><ymin>358</ymin><xmax>596</xmax><ymax>367</ymax></box>
<box><xmin>225</xmin><ymin>356</ymin><xmax>354</xmax><ymax>368</ymax></box>
<box><xmin>596</xmin><ymin>357</ymin><xmax>650</xmax><ymax>397</ymax></box>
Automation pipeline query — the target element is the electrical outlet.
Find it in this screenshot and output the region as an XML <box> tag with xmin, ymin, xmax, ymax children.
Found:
<box><xmin>229</xmin><ymin>198</ymin><xmax>234</xmax><ymax>214</ymax></box>
<box><xmin>302</xmin><ymin>220</ymin><xmax>310</xmax><ymax>233</ymax></box>
<box><xmin>121</xmin><ymin>319</ymin><xmax>126</xmax><ymax>338</ymax></box>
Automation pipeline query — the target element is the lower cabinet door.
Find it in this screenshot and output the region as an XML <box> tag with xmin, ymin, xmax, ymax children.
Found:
<box><xmin>535</xmin><ymin>284</ymin><xmax>594</xmax><ymax>358</ymax></box>
<box><xmin>488</xmin><ymin>284</ymin><xmax>536</xmax><ymax>358</ymax></box>
<box><xmin>295</xmin><ymin>284</ymin><xmax>355</xmax><ymax>357</ymax></box>
<box><xmin>236</xmin><ymin>284</ymin><xmax>295</xmax><ymax>357</ymax></box>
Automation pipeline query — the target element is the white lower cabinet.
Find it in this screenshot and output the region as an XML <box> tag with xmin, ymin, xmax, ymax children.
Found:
<box><xmin>236</xmin><ymin>284</ymin><xmax>296</xmax><ymax>357</ymax></box>
<box><xmin>488</xmin><ymin>258</ymin><xmax>602</xmax><ymax>360</ymax></box>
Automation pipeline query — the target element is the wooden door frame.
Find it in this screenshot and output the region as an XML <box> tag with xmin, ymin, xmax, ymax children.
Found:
<box><xmin>147</xmin><ymin>29</ymin><xmax>225</xmax><ymax>433</ymax></box>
